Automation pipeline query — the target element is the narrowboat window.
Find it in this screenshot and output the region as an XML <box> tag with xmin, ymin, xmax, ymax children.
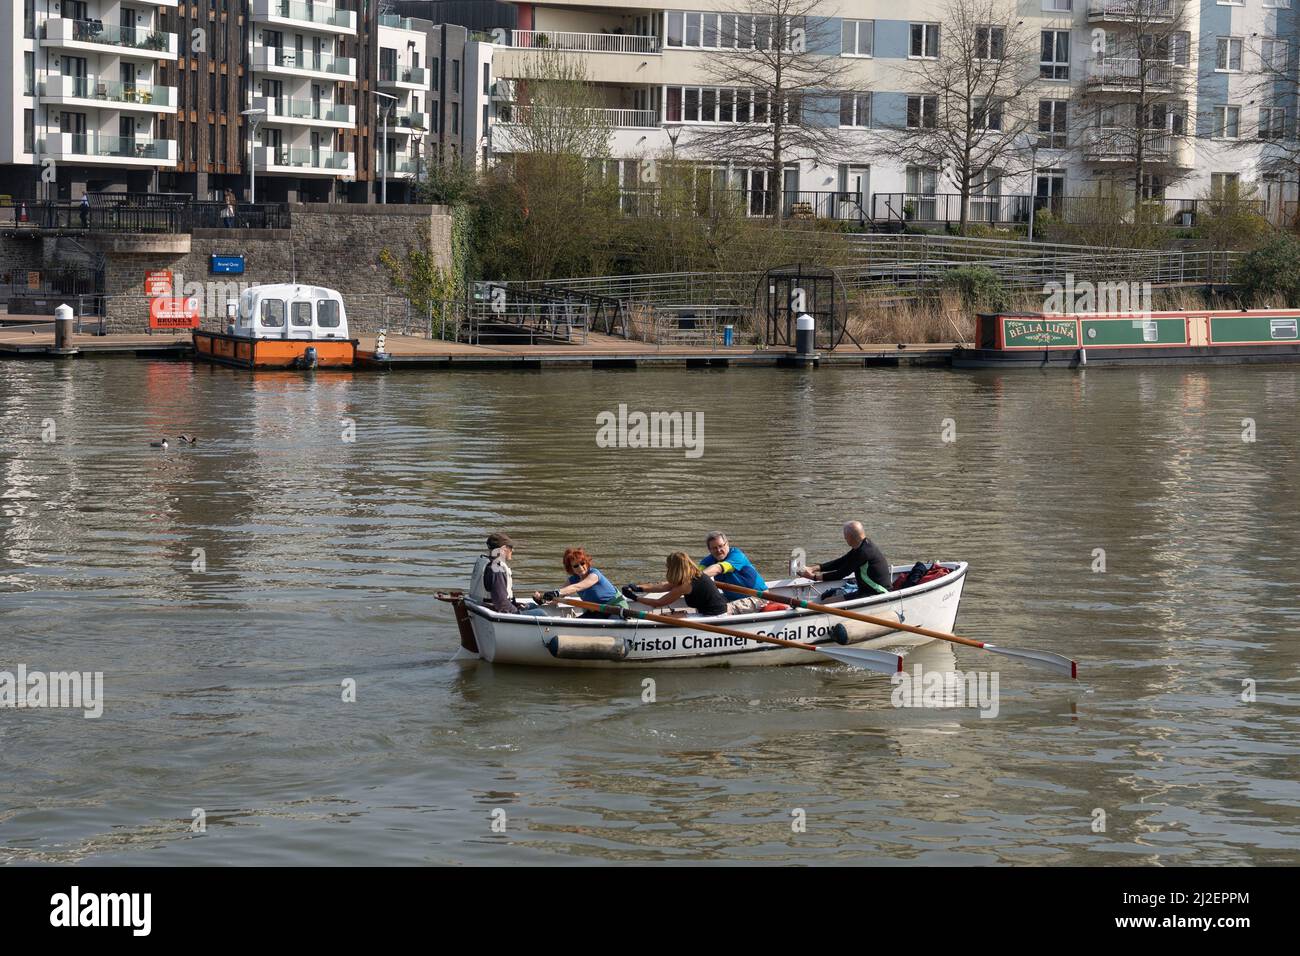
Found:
<box><xmin>260</xmin><ymin>299</ymin><xmax>285</xmax><ymax>327</ymax></box>
<box><xmin>317</xmin><ymin>300</ymin><xmax>341</xmax><ymax>328</ymax></box>
<box><xmin>291</xmin><ymin>301</ymin><xmax>313</xmax><ymax>327</ymax></box>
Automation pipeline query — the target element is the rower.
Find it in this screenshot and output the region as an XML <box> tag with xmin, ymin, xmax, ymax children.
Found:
<box><xmin>798</xmin><ymin>521</ymin><xmax>891</xmax><ymax>600</ymax></box>
<box><xmin>533</xmin><ymin>547</ymin><xmax>628</xmax><ymax>618</ymax></box>
<box><xmin>467</xmin><ymin>532</ymin><xmax>529</xmax><ymax>614</ymax></box>
<box><xmin>698</xmin><ymin>531</ymin><xmax>768</xmax><ymax>613</ymax></box>
<box><xmin>625</xmin><ymin>552</ymin><xmax>727</xmax><ymax>617</ymax></box>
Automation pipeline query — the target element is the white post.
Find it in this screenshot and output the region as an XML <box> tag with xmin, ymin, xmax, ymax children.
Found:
<box><xmin>375</xmin><ymin>92</ymin><xmax>397</xmax><ymax>205</ymax></box>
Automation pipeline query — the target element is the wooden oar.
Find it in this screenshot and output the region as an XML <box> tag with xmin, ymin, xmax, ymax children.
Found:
<box><xmin>714</xmin><ymin>581</ymin><xmax>1078</xmax><ymax>679</ymax></box>
<box><xmin>556</xmin><ymin>597</ymin><xmax>903</xmax><ymax>675</ymax></box>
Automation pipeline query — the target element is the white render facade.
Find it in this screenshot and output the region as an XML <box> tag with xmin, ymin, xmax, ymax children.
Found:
<box><xmin>2</xmin><ymin>0</ymin><xmax>180</xmax><ymax>193</ymax></box>
<box><xmin>485</xmin><ymin>0</ymin><xmax>1300</xmax><ymax>222</ymax></box>
<box><xmin>248</xmin><ymin>0</ymin><xmax>359</xmax><ymax>181</ymax></box>
<box><xmin>376</xmin><ymin>13</ymin><xmax>435</xmax><ymax>186</ymax></box>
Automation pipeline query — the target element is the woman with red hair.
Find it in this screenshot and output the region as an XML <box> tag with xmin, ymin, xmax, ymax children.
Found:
<box><xmin>532</xmin><ymin>548</ymin><xmax>627</xmax><ymax>617</ymax></box>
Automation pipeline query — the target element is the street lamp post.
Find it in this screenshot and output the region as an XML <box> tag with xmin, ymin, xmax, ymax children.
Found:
<box><xmin>240</xmin><ymin>108</ymin><xmax>266</xmax><ymax>204</ymax></box>
<box><xmin>375</xmin><ymin>91</ymin><xmax>397</xmax><ymax>204</ymax></box>
<box><xmin>1026</xmin><ymin>137</ymin><xmax>1040</xmax><ymax>243</ymax></box>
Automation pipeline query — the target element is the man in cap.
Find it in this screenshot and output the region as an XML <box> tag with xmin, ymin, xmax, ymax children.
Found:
<box><xmin>468</xmin><ymin>532</ymin><xmax>522</xmax><ymax>614</ymax></box>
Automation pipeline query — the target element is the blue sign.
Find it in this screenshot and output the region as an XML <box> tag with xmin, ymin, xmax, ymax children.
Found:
<box><xmin>210</xmin><ymin>254</ymin><xmax>245</xmax><ymax>275</ymax></box>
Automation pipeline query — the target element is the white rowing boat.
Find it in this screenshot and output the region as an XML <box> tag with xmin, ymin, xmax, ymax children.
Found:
<box><xmin>447</xmin><ymin>562</ymin><xmax>968</xmax><ymax>668</ymax></box>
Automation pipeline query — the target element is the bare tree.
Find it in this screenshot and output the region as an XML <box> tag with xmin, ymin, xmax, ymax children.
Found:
<box><xmin>672</xmin><ymin>0</ymin><xmax>855</xmax><ymax>220</ymax></box>
<box><xmin>1236</xmin><ymin>31</ymin><xmax>1300</xmax><ymax>223</ymax></box>
<box><xmin>1074</xmin><ymin>0</ymin><xmax>1195</xmax><ymax>212</ymax></box>
<box><xmin>873</xmin><ymin>0</ymin><xmax>1038</xmax><ymax>234</ymax></box>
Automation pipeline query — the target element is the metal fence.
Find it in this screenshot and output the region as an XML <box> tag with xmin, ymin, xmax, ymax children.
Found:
<box><xmin>0</xmin><ymin>198</ymin><xmax>291</xmax><ymax>233</ymax></box>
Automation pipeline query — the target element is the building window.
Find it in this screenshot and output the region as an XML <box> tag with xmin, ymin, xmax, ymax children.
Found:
<box><xmin>667</xmin><ymin>11</ymin><xmax>684</xmax><ymax>46</ymax></box>
<box><xmin>452</xmin><ymin>102</ymin><xmax>460</xmax><ymax>134</ymax></box>
<box><xmin>974</xmin><ymin>26</ymin><xmax>1004</xmax><ymax>61</ymax></box>
<box><xmin>24</xmin><ymin>110</ymin><xmax>34</xmax><ymax>153</ymax></box>
<box><xmin>1264</xmin><ymin>0</ymin><xmax>1291</xmax><ymax>7</ymax></box>
<box><xmin>839</xmin><ymin>93</ymin><xmax>871</xmax><ymax>127</ymax></box>
<box><xmin>452</xmin><ymin>61</ymin><xmax>460</xmax><ymax>93</ymax></box>
<box><xmin>1038</xmin><ymin>100</ymin><xmax>1067</xmax><ymax>148</ymax></box>
<box><xmin>24</xmin><ymin>53</ymin><xmax>34</xmax><ymax>96</ymax></box>
<box><xmin>1214</xmin><ymin>105</ymin><xmax>1241</xmax><ymax>138</ymax></box>
<box><xmin>906</xmin><ymin>95</ymin><xmax>938</xmax><ymax>128</ymax></box>
<box><xmin>1216</xmin><ymin>38</ymin><xmax>1243</xmax><ymax>72</ymax></box>
<box><xmin>1042</xmin><ymin>0</ymin><xmax>1072</xmax><ymax>9</ymax></box>
<box><xmin>841</xmin><ymin>19</ymin><xmax>874</xmax><ymax>57</ymax></box>
<box><xmin>974</xmin><ymin>97</ymin><xmax>1003</xmax><ymax>130</ymax></box>
<box><xmin>1170</xmin><ymin>32</ymin><xmax>1190</xmax><ymax>68</ymax></box>
<box><xmin>24</xmin><ymin>0</ymin><xmax>35</xmax><ymax>39</ymax></box>
<box><xmin>483</xmin><ymin>63</ymin><xmax>490</xmax><ymax>95</ymax></box>
<box><xmin>1261</xmin><ymin>39</ymin><xmax>1290</xmax><ymax>74</ymax></box>
<box><xmin>1260</xmin><ymin>106</ymin><xmax>1288</xmax><ymax>140</ymax></box>
<box><xmin>910</xmin><ymin>23</ymin><xmax>940</xmax><ymax>59</ymax></box>
<box><xmin>1211</xmin><ymin>172</ymin><xmax>1240</xmax><ymax>197</ymax></box>
<box><xmin>1040</xmin><ymin>31</ymin><xmax>1069</xmax><ymax>80</ymax></box>
<box><xmin>432</xmin><ymin>57</ymin><xmax>440</xmax><ymax>91</ymax></box>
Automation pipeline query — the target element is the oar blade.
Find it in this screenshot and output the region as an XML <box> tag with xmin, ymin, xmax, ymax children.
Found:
<box><xmin>985</xmin><ymin>645</ymin><xmax>1078</xmax><ymax>679</ymax></box>
<box><xmin>815</xmin><ymin>645</ymin><xmax>903</xmax><ymax>676</ymax></box>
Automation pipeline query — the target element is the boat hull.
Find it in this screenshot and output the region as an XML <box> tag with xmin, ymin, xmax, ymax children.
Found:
<box><xmin>192</xmin><ymin>330</ymin><xmax>356</xmax><ymax>369</ymax></box>
<box><xmin>464</xmin><ymin>563</ymin><xmax>967</xmax><ymax>668</ymax></box>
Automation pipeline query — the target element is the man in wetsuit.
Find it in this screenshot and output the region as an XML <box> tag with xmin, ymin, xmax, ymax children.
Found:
<box><xmin>798</xmin><ymin>521</ymin><xmax>891</xmax><ymax>597</ymax></box>
<box><xmin>699</xmin><ymin>531</ymin><xmax>769</xmax><ymax>612</ymax></box>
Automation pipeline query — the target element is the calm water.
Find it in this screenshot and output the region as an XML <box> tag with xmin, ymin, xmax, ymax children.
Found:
<box><xmin>1</xmin><ymin>359</ymin><xmax>1297</xmax><ymax>865</ymax></box>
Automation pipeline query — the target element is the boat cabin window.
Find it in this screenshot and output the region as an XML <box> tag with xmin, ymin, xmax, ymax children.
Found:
<box><xmin>260</xmin><ymin>299</ymin><xmax>285</xmax><ymax>327</ymax></box>
<box><xmin>291</xmin><ymin>301</ymin><xmax>313</xmax><ymax>327</ymax></box>
<box><xmin>317</xmin><ymin>300</ymin><xmax>341</xmax><ymax>328</ymax></box>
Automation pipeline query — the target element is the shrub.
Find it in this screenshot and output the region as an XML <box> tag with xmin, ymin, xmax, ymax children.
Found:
<box><xmin>940</xmin><ymin>265</ymin><xmax>1006</xmax><ymax>310</ymax></box>
<box><xmin>1234</xmin><ymin>234</ymin><xmax>1300</xmax><ymax>306</ymax></box>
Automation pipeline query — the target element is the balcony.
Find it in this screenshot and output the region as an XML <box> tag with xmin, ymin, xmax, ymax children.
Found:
<box><xmin>1085</xmin><ymin>58</ymin><xmax>1174</xmax><ymax>92</ymax></box>
<box><xmin>510</xmin><ymin>30</ymin><xmax>660</xmax><ymax>54</ymax></box>
<box><xmin>254</xmin><ymin>145</ymin><xmax>355</xmax><ymax>177</ymax></box>
<box><xmin>251</xmin><ymin>0</ymin><xmax>358</xmax><ymax>36</ymax></box>
<box><xmin>378</xmin><ymin>66</ymin><xmax>429</xmax><ymax>90</ymax></box>
<box><xmin>497</xmin><ymin>106</ymin><xmax>659</xmax><ymax>129</ymax></box>
<box><xmin>40</xmin><ymin>133</ymin><xmax>177</xmax><ymax>166</ymax></box>
<box><xmin>40</xmin><ymin>77</ymin><xmax>177</xmax><ymax>113</ymax></box>
<box><xmin>379</xmin><ymin>14</ymin><xmax>419</xmax><ymax>32</ymax></box>
<box><xmin>1084</xmin><ymin>128</ymin><xmax>1193</xmax><ymax>167</ymax></box>
<box><xmin>252</xmin><ymin>95</ymin><xmax>356</xmax><ymax>128</ymax></box>
<box><xmin>390</xmin><ymin>112</ymin><xmax>428</xmax><ymax>134</ymax></box>
<box><xmin>1087</xmin><ymin>0</ymin><xmax>1175</xmax><ymax>22</ymax></box>
<box><xmin>381</xmin><ymin>156</ymin><xmax>419</xmax><ymax>177</ymax></box>
<box><xmin>251</xmin><ymin>46</ymin><xmax>357</xmax><ymax>82</ymax></box>
<box><xmin>40</xmin><ymin>19</ymin><xmax>179</xmax><ymax>61</ymax></box>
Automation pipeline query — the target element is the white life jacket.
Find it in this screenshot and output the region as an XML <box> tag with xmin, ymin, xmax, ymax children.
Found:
<box><xmin>467</xmin><ymin>551</ymin><xmax>513</xmax><ymax>605</ymax></box>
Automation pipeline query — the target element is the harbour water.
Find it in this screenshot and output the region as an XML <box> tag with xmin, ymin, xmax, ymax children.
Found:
<box><xmin>1</xmin><ymin>359</ymin><xmax>1297</xmax><ymax>864</ymax></box>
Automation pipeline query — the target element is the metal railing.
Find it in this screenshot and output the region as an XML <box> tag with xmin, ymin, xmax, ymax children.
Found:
<box><xmin>618</xmin><ymin>188</ymin><xmax>866</xmax><ymax>221</ymax></box>
<box><xmin>261</xmin><ymin>0</ymin><xmax>356</xmax><ymax>30</ymax></box>
<box><xmin>872</xmin><ymin>193</ymin><xmax>1032</xmax><ymax>225</ymax></box>
<box><xmin>1087</xmin><ymin>0</ymin><xmax>1175</xmax><ymax>18</ymax></box>
<box><xmin>379</xmin><ymin>66</ymin><xmax>428</xmax><ymax>85</ymax></box>
<box><xmin>57</xmin><ymin>19</ymin><xmax>174</xmax><ymax>53</ymax></box>
<box><xmin>40</xmin><ymin>134</ymin><xmax>176</xmax><ymax>161</ymax></box>
<box><xmin>871</xmin><ymin>192</ymin><xmax>1264</xmax><ymax>227</ymax></box>
<box><xmin>1</xmin><ymin>199</ymin><xmax>291</xmax><ymax>233</ymax></box>
<box><xmin>257</xmin><ymin>96</ymin><xmax>353</xmax><ymax>123</ymax></box>
<box><xmin>510</xmin><ymin>29</ymin><xmax>661</xmax><ymax>54</ymax></box>
<box><xmin>1086</xmin><ymin>58</ymin><xmax>1175</xmax><ymax>89</ymax></box>
<box><xmin>256</xmin><ymin>47</ymin><xmax>355</xmax><ymax>76</ymax></box>
<box><xmin>465</xmin><ymin>290</ymin><xmax>590</xmax><ymax>345</ymax></box>
<box><xmin>256</xmin><ymin>146</ymin><xmax>352</xmax><ymax>171</ymax></box>
<box><xmin>1085</xmin><ymin>128</ymin><xmax>1176</xmax><ymax>160</ymax></box>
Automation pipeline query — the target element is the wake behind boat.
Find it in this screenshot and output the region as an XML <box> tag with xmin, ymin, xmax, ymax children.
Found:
<box><xmin>441</xmin><ymin>563</ymin><xmax>968</xmax><ymax>668</ymax></box>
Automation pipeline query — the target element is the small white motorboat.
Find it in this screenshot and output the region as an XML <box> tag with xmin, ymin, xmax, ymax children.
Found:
<box><xmin>440</xmin><ymin>563</ymin><xmax>968</xmax><ymax>668</ymax></box>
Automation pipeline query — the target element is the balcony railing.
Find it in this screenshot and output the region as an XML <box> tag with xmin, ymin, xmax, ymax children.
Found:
<box><xmin>255</xmin><ymin>0</ymin><xmax>357</xmax><ymax>31</ymax></box>
<box><xmin>256</xmin><ymin>95</ymin><xmax>354</xmax><ymax>124</ymax></box>
<box><xmin>393</xmin><ymin>112</ymin><xmax>428</xmax><ymax>131</ymax></box>
<box><xmin>254</xmin><ymin>47</ymin><xmax>356</xmax><ymax>78</ymax></box>
<box><xmin>1086</xmin><ymin>128</ymin><xmax>1174</xmax><ymax>160</ymax></box>
<box><xmin>511</xmin><ymin>30</ymin><xmax>661</xmax><ymax>54</ymax></box>
<box><xmin>41</xmin><ymin>134</ymin><xmax>177</xmax><ymax>161</ymax></box>
<box><xmin>1086</xmin><ymin>58</ymin><xmax>1174</xmax><ymax>89</ymax></box>
<box><xmin>871</xmin><ymin>193</ymin><xmax>1032</xmax><ymax>225</ymax></box>
<box><xmin>498</xmin><ymin>106</ymin><xmax>660</xmax><ymax>128</ymax></box>
<box><xmin>379</xmin><ymin>66</ymin><xmax>428</xmax><ymax>85</ymax></box>
<box><xmin>42</xmin><ymin>18</ymin><xmax>178</xmax><ymax>56</ymax></box>
<box><xmin>618</xmin><ymin>188</ymin><xmax>865</xmax><ymax>220</ymax></box>
<box><xmin>40</xmin><ymin>78</ymin><xmax>175</xmax><ymax>108</ymax></box>
<box><xmin>383</xmin><ymin>157</ymin><xmax>418</xmax><ymax>175</ymax></box>
<box><xmin>256</xmin><ymin>145</ymin><xmax>353</xmax><ymax>170</ymax></box>
<box><xmin>379</xmin><ymin>14</ymin><xmax>417</xmax><ymax>31</ymax></box>
<box><xmin>1087</xmin><ymin>0</ymin><xmax>1175</xmax><ymax>20</ymax></box>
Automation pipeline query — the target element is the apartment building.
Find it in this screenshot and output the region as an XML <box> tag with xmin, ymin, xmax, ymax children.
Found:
<box><xmin>0</xmin><ymin>1</ymin><xmax>432</xmax><ymax>203</ymax></box>
<box><xmin>484</xmin><ymin>1</ymin><xmax>1300</xmax><ymax>220</ymax></box>
<box><xmin>2</xmin><ymin>0</ymin><xmax>181</xmax><ymax>200</ymax></box>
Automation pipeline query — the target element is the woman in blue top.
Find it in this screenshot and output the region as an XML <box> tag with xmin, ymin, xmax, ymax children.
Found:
<box><xmin>533</xmin><ymin>548</ymin><xmax>628</xmax><ymax>618</ymax></box>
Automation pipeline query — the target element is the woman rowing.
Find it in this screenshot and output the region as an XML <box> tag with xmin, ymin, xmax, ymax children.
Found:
<box><xmin>622</xmin><ymin>552</ymin><xmax>728</xmax><ymax>617</ymax></box>
<box><xmin>532</xmin><ymin>548</ymin><xmax>628</xmax><ymax>618</ymax></box>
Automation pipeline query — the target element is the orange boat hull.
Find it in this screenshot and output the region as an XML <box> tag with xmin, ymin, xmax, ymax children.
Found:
<box><xmin>192</xmin><ymin>330</ymin><xmax>356</xmax><ymax>369</ymax></box>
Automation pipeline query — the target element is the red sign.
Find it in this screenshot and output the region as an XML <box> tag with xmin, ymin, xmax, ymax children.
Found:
<box><xmin>145</xmin><ymin>270</ymin><xmax>173</xmax><ymax>297</ymax></box>
<box><xmin>149</xmin><ymin>297</ymin><xmax>200</xmax><ymax>329</ymax></box>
